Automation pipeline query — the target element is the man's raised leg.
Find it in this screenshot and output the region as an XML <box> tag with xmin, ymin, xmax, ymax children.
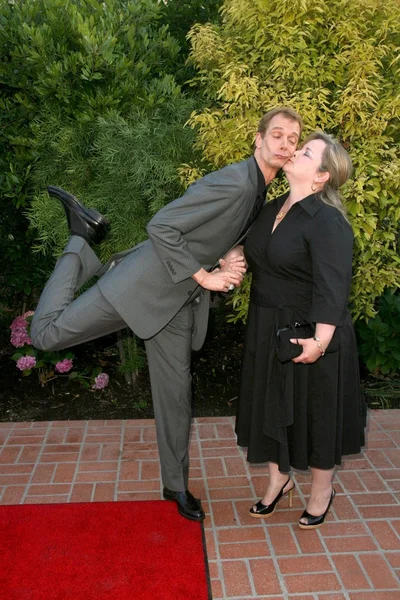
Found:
<box><xmin>31</xmin><ymin>236</ymin><xmax>126</xmax><ymax>351</ymax></box>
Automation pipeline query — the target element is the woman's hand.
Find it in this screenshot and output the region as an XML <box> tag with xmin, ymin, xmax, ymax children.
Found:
<box><xmin>290</xmin><ymin>323</ymin><xmax>336</xmax><ymax>364</ymax></box>
<box><xmin>219</xmin><ymin>246</ymin><xmax>247</xmax><ymax>277</ymax></box>
<box><xmin>290</xmin><ymin>338</ymin><xmax>323</xmax><ymax>364</ymax></box>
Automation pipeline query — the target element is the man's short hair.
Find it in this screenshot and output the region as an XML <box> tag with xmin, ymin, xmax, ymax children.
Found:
<box><xmin>257</xmin><ymin>107</ymin><xmax>303</xmax><ymax>137</ymax></box>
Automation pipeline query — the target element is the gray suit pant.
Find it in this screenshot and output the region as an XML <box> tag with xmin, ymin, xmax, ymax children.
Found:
<box><xmin>31</xmin><ymin>237</ymin><xmax>194</xmax><ymax>491</ymax></box>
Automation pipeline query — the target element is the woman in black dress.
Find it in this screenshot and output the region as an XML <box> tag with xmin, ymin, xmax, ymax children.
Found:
<box><xmin>235</xmin><ymin>132</ymin><xmax>366</xmax><ymax>529</ymax></box>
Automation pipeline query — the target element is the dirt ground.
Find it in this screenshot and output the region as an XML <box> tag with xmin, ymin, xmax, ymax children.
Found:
<box><xmin>1</xmin><ymin>308</ymin><xmax>245</xmax><ymax>422</ymax></box>
<box><xmin>1</xmin><ymin>306</ymin><xmax>398</xmax><ymax>422</ymax></box>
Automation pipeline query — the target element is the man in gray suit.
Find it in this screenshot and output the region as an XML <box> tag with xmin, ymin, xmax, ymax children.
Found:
<box><xmin>31</xmin><ymin>107</ymin><xmax>302</xmax><ymax>521</ymax></box>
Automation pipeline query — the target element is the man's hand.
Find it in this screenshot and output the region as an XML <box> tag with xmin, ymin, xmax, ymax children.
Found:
<box><xmin>192</xmin><ymin>267</ymin><xmax>243</xmax><ymax>292</ymax></box>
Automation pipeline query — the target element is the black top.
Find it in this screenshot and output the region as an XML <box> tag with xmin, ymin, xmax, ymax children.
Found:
<box><xmin>245</xmin><ymin>192</ymin><xmax>354</xmax><ymax>326</ymax></box>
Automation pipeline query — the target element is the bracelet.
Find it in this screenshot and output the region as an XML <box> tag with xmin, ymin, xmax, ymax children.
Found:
<box><xmin>313</xmin><ymin>336</ymin><xmax>325</xmax><ymax>356</ymax></box>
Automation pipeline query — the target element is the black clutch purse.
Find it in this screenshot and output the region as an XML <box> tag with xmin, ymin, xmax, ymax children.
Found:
<box><xmin>276</xmin><ymin>322</ymin><xmax>315</xmax><ymax>363</ymax></box>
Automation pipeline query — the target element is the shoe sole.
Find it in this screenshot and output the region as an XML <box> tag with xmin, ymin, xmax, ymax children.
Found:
<box><xmin>298</xmin><ymin>521</ymin><xmax>325</xmax><ymax>530</ymax></box>
<box><xmin>249</xmin><ymin>508</ymin><xmax>277</xmax><ymax>519</ymax></box>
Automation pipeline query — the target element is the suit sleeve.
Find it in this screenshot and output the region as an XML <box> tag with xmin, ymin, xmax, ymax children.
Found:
<box><xmin>146</xmin><ymin>170</ymin><xmax>246</xmax><ymax>284</ymax></box>
<box><xmin>306</xmin><ymin>210</ymin><xmax>354</xmax><ymax>325</ymax></box>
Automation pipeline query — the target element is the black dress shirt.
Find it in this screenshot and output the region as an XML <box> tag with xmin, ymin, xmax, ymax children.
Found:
<box><xmin>238</xmin><ymin>157</ymin><xmax>267</xmax><ymax>238</ymax></box>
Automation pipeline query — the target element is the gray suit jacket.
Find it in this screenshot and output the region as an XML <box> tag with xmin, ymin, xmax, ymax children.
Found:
<box><xmin>98</xmin><ymin>156</ymin><xmax>261</xmax><ymax>349</ymax></box>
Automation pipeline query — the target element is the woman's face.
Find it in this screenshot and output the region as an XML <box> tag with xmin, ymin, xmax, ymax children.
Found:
<box><xmin>283</xmin><ymin>138</ymin><xmax>327</xmax><ymax>186</ymax></box>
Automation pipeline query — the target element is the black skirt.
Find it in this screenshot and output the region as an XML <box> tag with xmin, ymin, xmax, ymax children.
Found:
<box><xmin>235</xmin><ymin>302</ymin><xmax>366</xmax><ymax>472</ymax></box>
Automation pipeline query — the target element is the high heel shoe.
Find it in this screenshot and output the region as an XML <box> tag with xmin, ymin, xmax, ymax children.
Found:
<box><xmin>249</xmin><ymin>477</ymin><xmax>294</xmax><ymax>518</ymax></box>
<box><xmin>298</xmin><ymin>488</ymin><xmax>336</xmax><ymax>530</ymax></box>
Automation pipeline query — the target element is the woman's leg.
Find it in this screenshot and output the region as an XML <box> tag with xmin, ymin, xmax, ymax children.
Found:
<box><xmin>299</xmin><ymin>467</ymin><xmax>334</xmax><ymax>524</ymax></box>
<box><xmin>258</xmin><ymin>461</ymin><xmax>293</xmax><ymax>506</ymax></box>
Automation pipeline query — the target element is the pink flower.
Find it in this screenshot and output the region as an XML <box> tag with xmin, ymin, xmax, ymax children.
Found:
<box><xmin>55</xmin><ymin>359</ymin><xmax>73</xmax><ymax>373</ymax></box>
<box><xmin>92</xmin><ymin>373</ymin><xmax>109</xmax><ymax>390</ymax></box>
<box><xmin>11</xmin><ymin>329</ymin><xmax>32</xmax><ymax>348</ymax></box>
<box><xmin>16</xmin><ymin>356</ymin><xmax>37</xmax><ymax>371</ymax></box>
<box><xmin>10</xmin><ymin>316</ymin><xmax>28</xmax><ymax>332</ymax></box>
<box><xmin>23</xmin><ymin>311</ymin><xmax>35</xmax><ymax>318</ymax></box>
<box><xmin>10</xmin><ymin>312</ymin><xmax>34</xmax><ymax>348</ymax></box>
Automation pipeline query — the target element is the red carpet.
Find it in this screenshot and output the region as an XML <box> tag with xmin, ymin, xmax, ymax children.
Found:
<box><xmin>0</xmin><ymin>501</ymin><xmax>211</xmax><ymax>600</ymax></box>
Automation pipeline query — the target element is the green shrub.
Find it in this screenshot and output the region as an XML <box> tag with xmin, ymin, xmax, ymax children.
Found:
<box><xmin>356</xmin><ymin>289</ymin><xmax>400</xmax><ymax>376</ymax></box>
<box><xmin>28</xmin><ymin>104</ymin><xmax>198</xmax><ymax>262</ymax></box>
<box><xmin>161</xmin><ymin>0</ymin><xmax>221</xmax><ymax>50</ymax></box>
<box><xmin>0</xmin><ymin>0</ymin><xmax>196</xmax><ymax>300</ymax></box>
<box><xmin>185</xmin><ymin>0</ymin><xmax>400</xmax><ymax>323</ymax></box>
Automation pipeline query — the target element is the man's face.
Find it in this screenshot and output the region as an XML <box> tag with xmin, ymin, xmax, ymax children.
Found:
<box><xmin>255</xmin><ymin>115</ymin><xmax>301</xmax><ymax>170</ymax></box>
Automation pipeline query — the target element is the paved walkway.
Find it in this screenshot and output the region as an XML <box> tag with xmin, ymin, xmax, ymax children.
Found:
<box><xmin>1</xmin><ymin>410</ymin><xmax>399</xmax><ymax>599</ymax></box>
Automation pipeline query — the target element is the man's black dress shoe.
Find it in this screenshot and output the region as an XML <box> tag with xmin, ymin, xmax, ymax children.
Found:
<box><xmin>47</xmin><ymin>185</ymin><xmax>110</xmax><ymax>244</ymax></box>
<box><xmin>163</xmin><ymin>487</ymin><xmax>205</xmax><ymax>522</ymax></box>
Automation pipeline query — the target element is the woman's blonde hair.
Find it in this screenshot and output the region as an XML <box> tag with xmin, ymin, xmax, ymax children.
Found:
<box><xmin>304</xmin><ymin>131</ymin><xmax>352</xmax><ymax>220</ymax></box>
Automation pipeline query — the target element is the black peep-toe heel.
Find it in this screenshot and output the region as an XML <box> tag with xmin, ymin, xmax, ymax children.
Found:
<box><xmin>249</xmin><ymin>477</ymin><xmax>294</xmax><ymax>519</ymax></box>
<box><xmin>298</xmin><ymin>488</ymin><xmax>336</xmax><ymax>530</ymax></box>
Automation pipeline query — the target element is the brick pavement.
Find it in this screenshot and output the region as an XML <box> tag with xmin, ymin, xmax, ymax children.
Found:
<box><xmin>0</xmin><ymin>410</ymin><xmax>399</xmax><ymax>599</ymax></box>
